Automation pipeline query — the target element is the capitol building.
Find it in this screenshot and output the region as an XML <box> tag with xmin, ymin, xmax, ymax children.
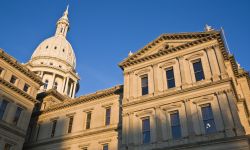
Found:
<box><xmin>0</xmin><ymin>6</ymin><xmax>250</xmax><ymax>150</ymax></box>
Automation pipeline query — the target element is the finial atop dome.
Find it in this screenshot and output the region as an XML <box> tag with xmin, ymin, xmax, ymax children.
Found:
<box><xmin>128</xmin><ymin>51</ymin><xmax>133</xmax><ymax>56</ymax></box>
<box><xmin>55</xmin><ymin>5</ymin><xmax>70</xmax><ymax>37</ymax></box>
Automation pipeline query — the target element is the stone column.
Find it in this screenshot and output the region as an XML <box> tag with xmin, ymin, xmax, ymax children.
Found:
<box><xmin>0</xmin><ymin>139</ymin><xmax>4</xmax><ymax>150</ymax></box>
<box><xmin>152</xmin><ymin>64</ymin><xmax>159</xmax><ymax>94</ymax></box>
<box><xmin>213</xmin><ymin>46</ymin><xmax>228</xmax><ymax>79</ymax></box>
<box><xmin>122</xmin><ymin>113</ymin><xmax>129</xmax><ymax>145</ymax></box>
<box><xmin>216</xmin><ymin>91</ymin><xmax>235</xmax><ymax>137</ymax></box>
<box><xmin>177</xmin><ymin>56</ymin><xmax>187</xmax><ymax>88</ymax></box>
<box><xmin>69</xmin><ymin>82</ymin><xmax>74</xmax><ymax>97</ymax></box>
<box><xmin>64</xmin><ymin>77</ymin><xmax>69</xmax><ymax>94</ymax></box>
<box><xmin>128</xmin><ymin>113</ymin><xmax>135</xmax><ymax>145</ymax></box>
<box><xmin>183</xmin><ymin>99</ymin><xmax>195</xmax><ymax>137</ymax></box>
<box><xmin>129</xmin><ymin>72</ymin><xmax>134</xmax><ymax>99</ymax></box>
<box><xmin>225</xmin><ymin>90</ymin><xmax>245</xmax><ymax>135</ymax></box>
<box><xmin>72</xmin><ymin>82</ymin><xmax>77</xmax><ymax>98</ymax></box>
<box><xmin>206</xmin><ymin>48</ymin><xmax>220</xmax><ymax>81</ymax></box>
<box><xmin>123</xmin><ymin>72</ymin><xmax>130</xmax><ymax>100</ymax></box>
<box><xmin>5</xmin><ymin>103</ymin><xmax>16</xmax><ymax>123</ymax></box>
<box><xmin>202</xmin><ymin>49</ymin><xmax>212</xmax><ymax>81</ymax></box>
<box><xmin>51</xmin><ymin>73</ymin><xmax>56</xmax><ymax>89</ymax></box>
<box><xmin>155</xmin><ymin>106</ymin><xmax>163</xmax><ymax>141</ymax></box>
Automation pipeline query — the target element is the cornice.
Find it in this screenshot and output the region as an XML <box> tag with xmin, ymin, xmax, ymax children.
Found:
<box><xmin>0</xmin><ymin>77</ymin><xmax>38</xmax><ymax>103</ymax></box>
<box><xmin>24</xmin><ymin>124</ymin><xmax>119</xmax><ymax>148</ymax></box>
<box><xmin>0</xmin><ymin>120</ymin><xmax>26</xmax><ymax>138</ymax></box>
<box><xmin>123</xmin><ymin>78</ymin><xmax>232</xmax><ymax>107</ymax></box>
<box><xmin>0</xmin><ymin>49</ymin><xmax>43</xmax><ymax>85</ymax></box>
<box><xmin>40</xmin><ymin>85</ymin><xmax>123</xmax><ymax>114</ymax></box>
<box><xmin>37</xmin><ymin>89</ymin><xmax>67</xmax><ymax>101</ymax></box>
<box><xmin>119</xmin><ymin>31</ymin><xmax>229</xmax><ymax>69</ymax></box>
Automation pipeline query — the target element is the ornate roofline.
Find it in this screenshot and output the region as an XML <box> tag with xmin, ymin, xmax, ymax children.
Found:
<box><xmin>0</xmin><ymin>49</ymin><xmax>43</xmax><ymax>85</ymax></box>
<box><xmin>119</xmin><ymin>31</ymin><xmax>229</xmax><ymax>69</ymax></box>
<box><xmin>0</xmin><ymin>77</ymin><xmax>38</xmax><ymax>103</ymax></box>
<box><xmin>41</xmin><ymin>85</ymin><xmax>123</xmax><ymax>114</ymax></box>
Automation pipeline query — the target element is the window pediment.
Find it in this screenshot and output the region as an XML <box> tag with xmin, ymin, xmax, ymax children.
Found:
<box><xmin>161</xmin><ymin>103</ymin><xmax>182</xmax><ymax>111</ymax></box>
<box><xmin>135</xmin><ymin>110</ymin><xmax>153</xmax><ymax>117</ymax></box>
<box><xmin>192</xmin><ymin>95</ymin><xmax>214</xmax><ymax>104</ymax></box>
<box><xmin>159</xmin><ymin>60</ymin><xmax>176</xmax><ymax>68</ymax></box>
<box><xmin>186</xmin><ymin>52</ymin><xmax>203</xmax><ymax>61</ymax></box>
<box><xmin>135</xmin><ymin>68</ymin><xmax>150</xmax><ymax>76</ymax></box>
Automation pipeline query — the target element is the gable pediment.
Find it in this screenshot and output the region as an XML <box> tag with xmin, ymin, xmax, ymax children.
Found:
<box><xmin>119</xmin><ymin>31</ymin><xmax>222</xmax><ymax>69</ymax></box>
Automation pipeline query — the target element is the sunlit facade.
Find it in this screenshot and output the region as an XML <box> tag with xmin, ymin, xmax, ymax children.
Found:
<box><xmin>0</xmin><ymin>6</ymin><xmax>250</xmax><ymax>150</ymax></box>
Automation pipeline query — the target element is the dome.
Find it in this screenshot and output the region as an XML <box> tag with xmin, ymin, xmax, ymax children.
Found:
<box><xmin>31</xmin><ymin>35</ymin><xmax>76</xmax><ymax>68</ymax></box>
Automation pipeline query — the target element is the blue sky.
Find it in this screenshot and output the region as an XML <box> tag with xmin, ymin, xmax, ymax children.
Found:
<box><xmin>0</xmin><ymin>0</ymin><xmax>249</xmax><ymax>96</ymax></box>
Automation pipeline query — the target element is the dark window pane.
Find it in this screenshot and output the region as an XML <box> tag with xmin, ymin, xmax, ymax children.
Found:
<box><xmin>141</xmin><ymin>76</ymin><xmax>148</xmax><ymax>95</ymax></box>
<box><xmin>68</xmin><ymin>116</ymin><xmax>74</xmax><ymax>133</ymax></box>
<box><xmin>193</xmin><ymin>60</ymin><xmax>205</xmax><ymax>81</ymax></box>
<box><xmin>0</xmin><ymin>100</ymin><xmax>8</xmax><ymax>120</ymax></box>
<box><xmin>0</xmin><ymin>67</ymin><xmax>3</xmax><ymax>75</ymax></box>
<box><xmin>23</xmin><ymin>84</ymin><xmax>30</xmax><ymax>92</ymax></box>
<box><xmin>142</xmin><ymin>118</ymin><xmax>150</xmax><ymax>144</ymax></box>
<box><xmin>44</xmin><ymin>80</ymin><xmax>48</xmax><ymax>89</ymax></box>
<box><xmin>12</xmin><ymin>107</ymin><xmax>22</xmax><ymax>125</ymax></box>
<box><xmin>103</xmin><ymin>144</ymin><xmax>108</xmax><ymax>150</ymax></box>
<box><xmin>166</xmin><ymin>68</ymin><xmax>175</xmax><ymax>88</ymax></box>
<box><xmin>51</xmin><ymin>120</ymin><xmax>57</xmax><ymax>137</ymax></box>
<box><xmin>170</xmin><ymin>112</ymin><xmax>182</xmax><ymax>139</ymax></box>
<box><xmin>86</xmin><ymin>112</ymin><xmax>91</xmax><ymax>129</ymax></box>
<box><xmin>105</xmin><ymin>108</ymin><xmax>111</xmax><ymax>125</ymax></box>
<box><xmin>201</xmin><ymin>104</ymin><xmax>216</xmax><ymax>134</ymax></box>
<box><xmin>10</xmin><ymin>75</ymin><xmax>17</xmax><ymax>84</ymax></box>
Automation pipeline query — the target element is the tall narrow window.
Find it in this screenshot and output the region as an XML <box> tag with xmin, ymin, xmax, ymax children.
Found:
<box><xmin>103</xmin><ymin>144</ymin><xmax>108</xmax><ymax>150</ymax></box>
<box><xmin>201</xmin><ymin>104</ymin><xmax>216</xmax><ymax>134</ymax></box>
<box><xmin>4</xmin><ymin>143</ymin><xmax>11</xmax><ymax>150</ymax></box>
<box><xmin>51</xmin><ymin>120</ymin><xmax>57</xmax><ymax>137</ymax></box>
<box><xmin>141</xmin><ymin>75</ymin><xmax>149</xmax><ymax>96</ymax></box>
<box><xmin>193</xmin><ymin>59</ymin><xmax>205</xmax><ymax>81</ymax></box>
<box><xmin>68</xmin><ymin>116</ymin><xmax>74</xmax><ymax>133</ymax></box>
<box><xmin>86</xmin><ymin>112</ymin><xmax>91</xmax><ymax>129</ymax></box>
<box><xmin>23</xmin><ymin>84</ymin><xmax>30</xmax><ymax>92</ymax></box>
<box><xmin>12</xmin><ymin>107</ymin><xmax>22</xmax><ymax>125</ymax></box>
<box><xmin>0</xmin><ymin>100</ymin><xmax>9</xmax><ymax>120</ymax></box>
<box><xmin>10</xmin><ymin>75</ymin><xmax>17</xmax><ymax>84</ymax></box>
<box><xmin>166</xmin><ymin>67</ymin><xmax>175</xmax><ymax>88</ymax></box>
<box><xmin>0</xmin><ymin>67</ymin><xmax>3</xmax><ymax>76</ymax></box>
<box><xmin>44</xmin><ymin>80</ymin><xmax>48</xmax><ymax>89</ymax></box>
<box><xmin>142</xmin><ymin>118</ymin><xmax>150</xmax><ymax>144</ymax></box>
<box><xmin>170</xmin><ymin>111</ymin><xmax>181</xmax><ymax>139</ymax></box>
<box><xmin>105</xmin><ymin>108</ymin><xmax>111</xmax><ymax>125</ymax></box>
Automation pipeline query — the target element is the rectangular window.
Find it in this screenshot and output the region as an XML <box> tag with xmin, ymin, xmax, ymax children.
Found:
<box><xmin>0</xmin><ymin>67</ymin><xmax>3</xmax><ymax>76</ymax></box>
<box><xmin>170</xmin><ymin>111</ymin><xmax>182</xmax><ymax>139</ymax></box>
<box><xmin>68</xmin><ymin>116</ymin><xmax>74</xmax><ymax>133</ymax></box>
<box><xmin>142</xmin><ymin>118</ymin><xmax>150</xmax><ymax>144</ymax></box>
<box><xmin>10</xmin><ymin>75</ymin><xmax>17</xmax><ymax>84</ymax></box>
<box><xmin>4</xmin><ymin>143</ymin><xmax>11</xmax><ymax>150</ymax></box>
<box><xmin>51</xmin><ymin>120</ymin><xmax>57</xmax><ymax>137</ymax></box>
<box><xmin>23</xmin><ymin>83</ymin><xmax>30</xmax><ymax>92</ymax></box>
<box><xmin>105</xmin><ymin>108</ymin><xmax>111</xmax><ymax>126</ymax></box>
<box><xmin>0</xmin><ymin>100</ymin><xmax>9</xmax><ymax>120</ymax></box>
<box><xmin>201</xmin><ymin>104</ymin><xmax>216</xmax><ymax>134</ymax></box>
<box><xmin>166</xmin><ymin>68</ymin><xmax>175</xmax><ymax>88</ymax></box>
<box><xmin>193</xmin><ymin>59</ymin><xmax>205</xmax><ymax>81</ymax></box>
<box><xmin>82</xmin><ymin>147</ymin><xmax>88</xmax><ymax>150</ymax></box>
<box><xmin>141</xmin><ymin>76</ymin><xmax>149</xmax><ymax>96</ymax></box>
<box><xmin>12</xmin><ymin>107</ymin><xmax>22</xmax><ymax>125</ymax></box>
<box><xmin>103</xmin><ymin>144</ymin><xmax>108</xmax><ymax>150</ymax></box>
<box><xmin>86</xmin><ymin>112</ymin><xmax>91</xmax><ymax>129</ymax></box>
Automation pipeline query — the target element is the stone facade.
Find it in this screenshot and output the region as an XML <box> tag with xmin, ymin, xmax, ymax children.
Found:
<box><xmin>0</xmin><ymin>49</ymin><xmax>43</xmax><ymax>150</ymax></box>
<box><xmin>1</xmin><ymin>6</ymin><xmax>250</xmax><ymax>150</ymax></box>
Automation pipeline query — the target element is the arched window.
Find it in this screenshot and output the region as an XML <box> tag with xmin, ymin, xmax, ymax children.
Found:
<box><xmin>44</xmin><ymin>80</ymin><xmax>48</xmax><ymax>89</ymax></box>
<box><xmin>53</xmin><ymin>82</ymin><xmax>58</xmax><ymax>90</ymax></box>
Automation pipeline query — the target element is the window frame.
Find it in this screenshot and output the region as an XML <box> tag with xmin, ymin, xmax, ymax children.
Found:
<box><xmin>51</xmin><ymin>120</ymin><xmax>57</xmax><ymax>138</ymax></box>
<box><xmin>192</xmin><ymin>59</ymin><xmax>205</xmax><ymax>82</ymax></box>
<box><xmin>23</xmin><ymin>83</ymin><xmax>30</xmax><ymax>93</ymax></box>
<box><xmin>165</xmin><ymin>67</ymin><xmax>176</xmax><ymax>89</ymax></box>
<box><xmin>142</xmin><ymin>117</ymin><xmax>150</xmax><ymax>144</ymax></box>
<box><xmin>102</xmin><ymin>144</ymin><xmax>109</xmax><ymax>150</ymax></box>
<box><xmin>85</xmin><ymin>112</ymin><xmax>92</xmax><ymax>129</ymax></box>
<box><xmin>67</xmin><ymin>116</ymin><xmax>74</xmax><ymax>133</ymax></box>
<box><xmin>12</xmin><ymin>106</ymin><xmax>23</xmax><ymax>125</ymax></box>
<box><xmin>10</xmin><ymin>75</ymin><xmax>17</xmax><ymax>85</ymax></box>
<box><xmin>140</xmin><ymin>75</ymin><xmax>149</xmax><ymax>96</ymax></box>
<box><xmin>201</xmin><ymin>103</ymin><xmax>216</xmax><ymax>134</ymax></box>
<box><xmin>170</xmin><ymin>111</ymin><xmax>182</xmax><ymax>139</ymax></box>
<box><xmin>0</xmin><ymin>99</ymin><xmax>9</xmax><ymax>120</ymax></box>
<box><xmin>105</xmin><ymin>107</ymin><xmax>111</xmax><ymax>126</ymax></box>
